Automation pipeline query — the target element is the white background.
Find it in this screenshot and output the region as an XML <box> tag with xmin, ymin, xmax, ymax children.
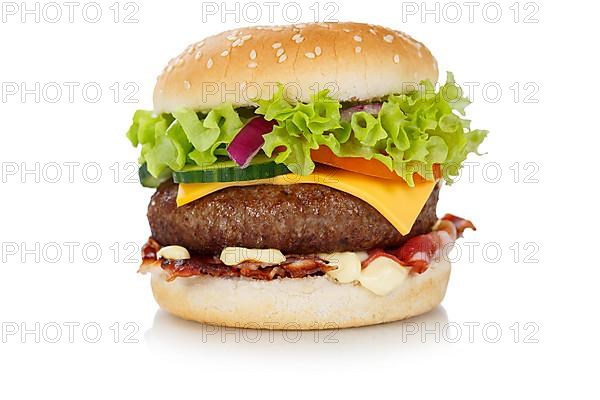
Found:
<box><xmin>1</xmin><ymin>0</ymin><xmax>598</xmax><ymax>398</ymax></box>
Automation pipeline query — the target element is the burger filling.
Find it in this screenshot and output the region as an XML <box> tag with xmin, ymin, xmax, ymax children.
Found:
<box><xmin>128</xmin><ymin>73</ymin><xmax>485</xmax><ymax>296</ymax></box>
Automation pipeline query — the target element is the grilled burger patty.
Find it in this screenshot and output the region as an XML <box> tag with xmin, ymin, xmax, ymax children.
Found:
<box><xmin>148</xmin><ymin>181</ymin><xmax>440</xmax><ymax>255</ymax></box>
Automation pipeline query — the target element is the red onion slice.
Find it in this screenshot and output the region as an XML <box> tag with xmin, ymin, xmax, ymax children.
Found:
<box><xmin>340</xmin><ymin>103</ymin><xmax>382</xmax><ymax>122</ymax></box>
<box><xmin>227</xmin><ymin>117</ymin><xmax>277</xmax><ymax>168</ymax></box>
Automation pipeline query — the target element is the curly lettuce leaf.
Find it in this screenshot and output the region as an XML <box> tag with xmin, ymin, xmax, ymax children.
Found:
<box><xmin>126</xmin><ymin>104</ymin><xmax>243</xmax><ymax>175</ymax></box>
<box><xmin>258</xmin><ymin>87</ymin><xmax>343</xmax><ymax>174</ymax></box>
<box><xmin>126</xmin><ymin>73</ymin><xmax>487</xmax><ymax>183</ymax></box>
<box><xmin>125</xmin><ymin>111</ymin><xmax>189</xmax><ymax>176</ymax></box>
<box><xmin>255</xmin><ymin>73</ymin><xmax>487</xmax><ymax>183</ymax></box>
<box><xmin>174</xmin><ymin>104</ymin><xmax>243</xmax><ymax>166</ymax></box>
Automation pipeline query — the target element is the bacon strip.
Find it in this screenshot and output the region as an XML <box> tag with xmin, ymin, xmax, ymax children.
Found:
<box><xmin>391</xmin><ymin>214</ymin><xmax>475</xmax><ymax>273</ymax></box>
<box><xmin>441</xmin><ymin>213</ymin><xmax>476</xmax><ymax>237</ymax></box>
<box><xmin>361</xmin><ymin>249</ymin><xmax>405</xmax><ymax>269</ymax></box>
<box><xmin>140</xmin><ymin>238</ymin><xmax>334</xmax><ymax>281</ymax></box>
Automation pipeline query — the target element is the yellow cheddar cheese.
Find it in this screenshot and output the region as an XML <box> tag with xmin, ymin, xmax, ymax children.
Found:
<box><xmin>176</xmin><ymin>166</ymin><xmax>437</xmax><ymax>235</ymax></box>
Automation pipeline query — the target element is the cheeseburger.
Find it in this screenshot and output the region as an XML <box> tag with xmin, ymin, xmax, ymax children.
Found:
<box><xmin>127</xmin><ymin>22</ymin><xmax>487</xmax><ymax>329</ymax></box>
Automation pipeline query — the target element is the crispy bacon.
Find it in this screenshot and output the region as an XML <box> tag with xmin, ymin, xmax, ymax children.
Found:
<box><xmin>142</xmin><ymin>238</ymin><xmax>160</xmax><ymax>260</ymax></box>
<box><xmin>361</xmin><ymin>249</ymin><xmax>405</xmax><ymax>269</ymax></box>
<box><xmin>392</xmin><ymin>231</ymin><xmax>453</xmax><ymax>273</ymax></box>
<box><xmin>162</xmin><ymin>257</ymin><xmax>240</xmax><ymax>281</ymax></box>
<box><xmin>162</xmin><ymin>256</ymin><xmax>333</xmax><ymax>281</ymax></box>
<box><xmin>441</xmin><ymin>213</ymin><xmax>476</xmax><ymax>237</ymax></box>
<box><xmin>392</xmin><ymin>214</ymin><xmax>475</xmax><ymax>273</ymax></box>
<box><xmin>140</xmin><ymin>238</ymin><xmax>334</xmax><ymax>281</ymax></box>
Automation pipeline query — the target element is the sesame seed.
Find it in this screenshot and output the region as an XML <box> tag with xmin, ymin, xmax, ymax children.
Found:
<box><xmin>232</xmin><ymin>38</ymin><xmax>242</xmax><ymax>47</ymax></box>
<box><xmin>195</xmin><ymin>41</ymin><xmax>205</xmax><ymax>48</ymax></box>
<box><xmin>393</xmin><ymin>54</ymin><xmax>400</xmax><ymax>64</ymax></box>
<box><xmin>226</xmin><ymin>34</ymin><xmax>237</xmax><ymax>41</ymax></box>
<box><xmin>248</xmin><ymin>61</ymin><xmax>257</xmax><ymax>69</ymax></box>
<box><xmin>295</xmin><ymin>23</ymin><xmax>306</xmax><ymax>28</ymax></box>
<box><xmin>314</xmin><ymin>46</ymin><xmax>321</xmax><ymax>56</ymax></box>
<box><xmin>353</xmin><ymin>35</ymin><xmax>362</xmax><ymax>42</ymax></box>
<box><xmin>249</xmin><ymin>49</ymin><xmax>257</xmax><ymax>59</ymax></box>
<box><xmin>292</xmin><ymin>33</ymin><xmax>304</xmax><ymax>43</ymax></box>
<box><xmin>271</xmin><ymin>26</ymin><xmax>282</xmax><ymax>31</ymax></box>
<box><xmin>278</xmin><ymin>54</ymin><xmax>287</xmax><ymax>63</ymax></box>
<box><xmin>186</xmin><ymin>46</ymin><xmax>195</xmax><ymax>55</ymax></box>
<box><xmin>418</xmin><ymin>51</ymin><xmax>423</xmax><ymax>58</ymax></box>
<box><xmin>383</xmin><ymin>34</ymin><xmax>394</xmax><ymax>43</ymax></box>
<box><xmin>207</xmin><ymin>58</ymin><xmax>213</xmax><ymax>69</ymax></box>
<box><xmin>272</xmin><ymin>42</ymin><xmax>282</xmax><ymax>49</ymax></box>
<box><xmin>183</xmin><ymin>80</ymin><xmax>191</xmax><ymax>90</ymax></box>
<box><xmin>305</xmin><ymin>52</ymin><xmax>316</xmax><ymax>59</ymax></box>
<box><xmin>276</xmin><ymin>48</ymin><xmax>284</xmax><ymax>57</ymax></box>
<box><xmin>242</xmin><ymin>34</ymin><xmax>252</xmax><ymax>40</ymax></box>
<box><xmin>194</xmin><ymin>51</ymin><xmax>202</xmax><ymax>60</ymax></box>
<box><xmin>369</xmin><ymin>28</ymin><xmax>377</xmax><ymax>35</ymax></box>
<box><xmin>175</xmin><ymin>58</ymin><xmax>184</xmax><ymax>67</ymax></box>
<box><xmin>342</xmin><ymin>28</ymin><xmax>351</xmax><ymax>32</ymax></box>
<box><xmin>220</xmin><ymin>50</ymin><xmax>229</xmax><ymax>57</ymax></box>
<box><xmin>318</xmin><ymin>23</ymin><xmax>329</xmax><ymax>28</ymax></box>
<box><xmin>355</xmin><ymin>46</ymin><xmax>361</xmax><ymax>54</ymax></box>
<box><xmin>166</xmin><ymin>65</ymin><xmax>174</xmax><ymax>73</ymax></box>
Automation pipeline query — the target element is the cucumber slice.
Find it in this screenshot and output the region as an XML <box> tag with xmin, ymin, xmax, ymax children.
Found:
<box><xmin>139</xmin><ymin>164</ymin><xmax>171</xmax><ymax>188</ymax></box>
<box><xmin>172</xmin><ymin>155</ymin><xmax>290</xmax><ymax>183</ymax></box>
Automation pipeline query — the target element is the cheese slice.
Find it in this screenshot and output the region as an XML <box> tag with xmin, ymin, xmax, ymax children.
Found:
<box><xmin>176</xmin><ymin>166</ymin><xmax>437</xmax><ymax>235</ymax></box>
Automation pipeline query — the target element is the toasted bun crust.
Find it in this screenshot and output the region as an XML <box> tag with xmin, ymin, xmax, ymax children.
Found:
<box><xmin>153</xmin><ymin>22</ymin><xmax>438</xmax><ymax>113</ymax></box>
<box><xmin>147</xmin><ymin>260</ymin><xmax>450</xmax><ymax>330</ymax></box>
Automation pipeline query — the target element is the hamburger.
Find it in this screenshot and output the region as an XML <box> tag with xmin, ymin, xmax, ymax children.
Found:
<box><xmin>126</xmin><ymin>22</ymin><xmax>487</xmax><ymax>329</ymax></box>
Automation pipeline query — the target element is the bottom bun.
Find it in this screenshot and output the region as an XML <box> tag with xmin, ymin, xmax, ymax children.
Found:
<box><xmin>149</xmin><ymin>259</ymin><xmax>450</xmax><ymax>330</ymax></box>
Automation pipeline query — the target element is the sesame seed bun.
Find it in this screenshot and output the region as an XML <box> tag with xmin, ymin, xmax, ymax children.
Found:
<box><xmin>145</xmin><ymin>259</ymin><xmax>450</xmax><ymax>330</ymax></box>
<box><xmin>153</xmin><ymin>22</ymin><xmax>438</xmax><ymax>113</ymax></box>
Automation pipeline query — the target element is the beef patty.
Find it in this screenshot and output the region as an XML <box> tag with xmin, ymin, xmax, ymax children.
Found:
<box><xmin>147</xmin><ymin>181</ymin><xmax>440</xmax><ymax>255</ymax></box>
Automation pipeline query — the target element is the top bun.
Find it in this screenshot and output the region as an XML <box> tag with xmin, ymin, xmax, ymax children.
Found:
<box><xmin>153</xmin><ymin>22</ymin><xmax>438</xmax><ymax>113</ymax></box>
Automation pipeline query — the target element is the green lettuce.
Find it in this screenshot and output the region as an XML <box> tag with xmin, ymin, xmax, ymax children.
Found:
<box><xmin>126</xmin><ymin>72</ymin><xmax>487</xmax><ymax>184</ymax></box>
<box><xmin>126</xmin><ymin>104</ymin><xmax>243</xmax><ymax>176</ymax></box>
<box><xmin>256</xmin><ymin>73</ymin><xmax>487</xmax><ymax>183</ymax></box>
